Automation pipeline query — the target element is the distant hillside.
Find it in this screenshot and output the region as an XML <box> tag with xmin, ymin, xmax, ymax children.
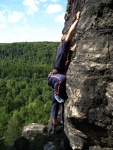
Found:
<box><xmin>0</xmin><ymin>41</ymin><xmax>59</xmax><ymax>149</ymax></box>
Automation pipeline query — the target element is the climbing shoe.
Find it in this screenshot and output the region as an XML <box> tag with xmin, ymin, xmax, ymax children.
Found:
<box><xmin>54</xmin><ymin>95</ymin><xmax>64</xmax><ymax>103</ymax></box>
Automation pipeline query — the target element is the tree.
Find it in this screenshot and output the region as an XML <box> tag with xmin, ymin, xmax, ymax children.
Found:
<box><xmin>3</xmin><ymin>110</ymin><xmax>23</xmax><ymax>147</ymax></box>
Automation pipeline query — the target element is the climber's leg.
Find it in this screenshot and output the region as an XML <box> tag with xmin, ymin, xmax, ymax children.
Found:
<box><xmin>51</xmin><ymin>96</ymin><xmax>60</xmax><ymax>125</ymax></box>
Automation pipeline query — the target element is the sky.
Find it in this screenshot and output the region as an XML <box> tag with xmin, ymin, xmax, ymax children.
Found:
<box><xmin>0</xmin><ymin>0</ymin><xmax>67</xmax><ymax>43</ymax></box>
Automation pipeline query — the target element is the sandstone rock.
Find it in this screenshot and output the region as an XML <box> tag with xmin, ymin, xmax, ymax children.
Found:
<box><xmin>8</xmin><ymin>123</ymin><xmax>46</xmax><ymax>150</ymax></box>
<box><xmin>8</xmin><ymin>136</ymin><xmax>30</xmax><ymax>150</ymax></box>
<box><xmin>14</xmin><ymin>136</ymin><xmax>30</xmax><ymax>150</ymax></box>
<box><xmin>7</xmin><ymin>145</ymin><xmax>17</xmax><ymax>150</ymax></box>
<box><xmin>44</xmin><ymin>142</ymin><xmax>55</xmax><ymax>150</ymax></box>
<box><xmin>63</xmin><ymin>0</ymin><xmax>113</xmax><ymax>149</ymax></box>
<box><xmin>22</xmin><ymin>123</ymin><xmax>46</xmax><ymax>140</ymax></box>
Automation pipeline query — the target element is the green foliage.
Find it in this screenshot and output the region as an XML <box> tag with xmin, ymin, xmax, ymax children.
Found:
<box><xmin>3</xmin><ymin>110</ymin><xmax>22</xmax><ymax>146</ymax></box>
<box><xmin>0</xmin><ymin>42</ymin><xmax>59</xmax><ymax>149</ymax></box>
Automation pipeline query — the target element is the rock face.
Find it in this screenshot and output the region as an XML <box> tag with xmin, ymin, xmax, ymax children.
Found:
<box><xmin>64</xmin><ymin>0</ymin><xmax>113</xmax><ymax>149</ymax></box>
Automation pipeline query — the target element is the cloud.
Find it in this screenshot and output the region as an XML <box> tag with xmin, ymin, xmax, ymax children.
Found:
<box><xmin>8</xmin><ymin>11</ymin><xmax>24</xmax><ymax>23</ymax></box>
<box><xmin>0</xmin><ymin>11</ymin><xmax>7</xmax><ymax>24</ymax></box>
<box><xmin>55</xmin><ymin>12</ymin><xmax>65</xmax><ymax>23</ymax></box>
<box><xmin>0</xmin><ymin>10</ymin><xmax>25</xmax><ymax>29</ymax></box>
<box><xmin>0</xmin><ymin>23</ymin><xmax>61</xmax><ymax>43</ymax></box>
<box><xmin>39</xmin><ymin>0</ymin><xmax>47</xmax><ymax>2</ymax></box>
<box><xmin>46</xmin><ymin>4</ymin><xmax>63</xmax><ymax>14</ymax></box>
<box><xmin>0</xmin><ymin>0</ymin><xmax>66</xmax><ymax>43</ymax></box>
<box><xmin>23</xmin><ymin>0</ymin><xmax>39</xmax><ymax>14</ymax></box>
<box><xmin>51</xmin><ymin>0</ymin><xmax>58</xmax><ymax>2</ymax></box>
<box><xmin>0</xmin><ymin>23</ymin><xmax>7</xmax><ymax>29</ymax></box>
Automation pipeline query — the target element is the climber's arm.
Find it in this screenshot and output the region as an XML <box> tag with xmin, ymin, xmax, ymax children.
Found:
<box><xmin>70</xmin><ymin>43</ymin><xmax>77</xmax><ymax>52</ymax></box>
<box><xmin>65</xmin><ymin>11</ymin><xmax>81</xmax><ymax>42</ymax></box>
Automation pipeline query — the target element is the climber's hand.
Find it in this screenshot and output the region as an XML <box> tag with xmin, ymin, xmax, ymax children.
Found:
<box><xmin>71</xmin><ymin>44</ymin><xmax>77</xmax><ymax>52</ymax></box>
<box><xmin>76</xmin><ymin>11</ymin><xmax>81</xmax><ymax>20</ymax></box>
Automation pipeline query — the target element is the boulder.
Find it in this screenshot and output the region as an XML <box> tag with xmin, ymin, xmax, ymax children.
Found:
<box><xmin>22</xmin><ymin>123</ymin><xmax>46</xmax><ymax>140</ymax></box>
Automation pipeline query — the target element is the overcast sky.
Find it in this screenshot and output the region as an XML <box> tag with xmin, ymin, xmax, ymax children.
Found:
<box><xmin>0</xmin><ymin>0</ymin><xmax>67</xmax><ymax>43</ymax></box>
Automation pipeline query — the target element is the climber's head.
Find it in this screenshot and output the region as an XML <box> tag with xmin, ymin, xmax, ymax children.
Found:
<box><xmin>61</xmin><ymin>34</ymin><xmax>73</xmax><ymax>45</ymax></box>
<box><xmin>61</xmin><ymin>34</ymin><xmax>67</xmax><ymax>42</ymax></box>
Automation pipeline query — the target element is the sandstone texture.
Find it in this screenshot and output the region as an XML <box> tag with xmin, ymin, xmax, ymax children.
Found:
<box><xmin>64</xmin><ymin>0</ymin><xmax>113</xmax><ymax>149</ymax></box>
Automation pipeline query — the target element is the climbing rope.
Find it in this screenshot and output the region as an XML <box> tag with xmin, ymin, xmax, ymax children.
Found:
<box><xmin>70</xmin><ymin>0</ymin><xmax>83</xmax><ymax>25</ymax></box>
<box><xmin>70</xmin><ymin>0</ymin><xmax>77</xmax><ymax>25</ymax></box>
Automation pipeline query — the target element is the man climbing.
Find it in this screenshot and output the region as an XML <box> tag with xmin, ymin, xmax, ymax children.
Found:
<box><xmin>48</xmin><ymin>11</ymin><xmax>81</xmax><ymax>127</ymax></box>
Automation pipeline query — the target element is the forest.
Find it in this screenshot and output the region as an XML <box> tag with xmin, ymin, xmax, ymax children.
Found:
<box><xmin>0</xmin><ymin>41</ymin><xmax>59</xmax><ymax>149</ymax></box>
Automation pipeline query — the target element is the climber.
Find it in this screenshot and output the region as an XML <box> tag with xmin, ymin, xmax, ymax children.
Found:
<box><xmin>48</xmin><ymin>11</ymin><xmax>81</xmax><ymax>127</ymax></box>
